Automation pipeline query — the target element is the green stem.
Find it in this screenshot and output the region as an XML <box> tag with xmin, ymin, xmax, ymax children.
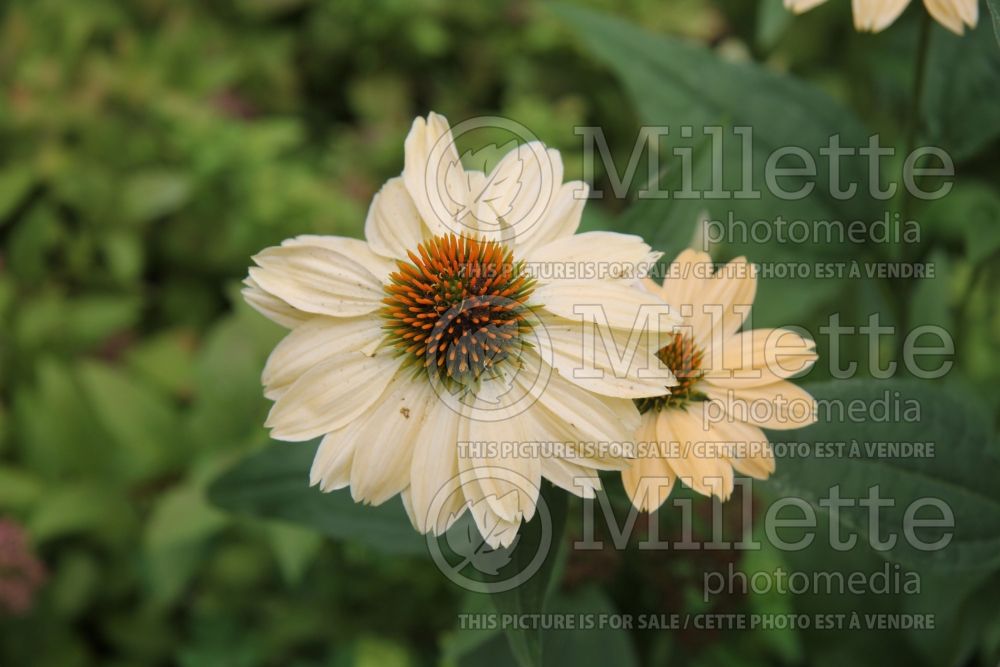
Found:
<box><xmin>896</xmin><ymin>11</ymin><xmax>932</xmax><ymax>260</ymax></box>
<box><xmin>953</xmin><ymin>248</ymin><xmax>1000</xmax><ymax>352</ymax></box>
<box><xmin>905</xmin><ymin>12</ymin><xmax>932</xmax><ymax>168</ymax></box>
<box><xmin>891</xmin><ymin>12</ymin><xmax>933</xmax><ymax>364</ymax></box>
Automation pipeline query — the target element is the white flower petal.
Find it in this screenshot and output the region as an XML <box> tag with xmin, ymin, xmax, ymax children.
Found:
<box><xmin>466</xmin><ymin>496</ymin><xmax>523</xmax><ymax>548</ymax></box>
<box><xmin>923</xmin><ymin>0</ymin><xmax>974</xmax><ymax>32</ymax></box>
<box><xmin>249</xmin><ymin>245</ymin><xmax>384</xmax><ymax>317</ymax></box>
<box><xmin>475</xmin><ymin>142</ymin><xmax>563</xmax><ymax>245</ymax></box>
<box><xmin>702</xmin><ymin>328</ymin><xmax>817</xmax><ymax>389</ymax></box>
<box><xmin>542</xmin><ymin>458</ymin><xmax>601</xmax><ymax>498</ymax></box>
<box><xmin>526</xmin><ymin>231</ymin><xmax>661</xmax><ymax>279</ymax></box>
<box><xmin>516</xmin><ymin>396</ymin><xmax>603</xmax><ymax>498</ymax></box>
<box><xmin>364</xmin><ymin>177</ymin><xmax>427</xmax><ymax>261</ymax></box>
<box><xmin>520</xmin><ymin>369</ymin><xmax>639</xmax><ymax>465</ymax></box>
<box><xmin>657</xmin><ymin>404</ymin><xmax>734</xmax><ymax>500</ymax></box>
<box><xmin>266</xmin><ymin>352</ymin><xmax>400</xmax><ymax>441</ymax></box>
<box><xmin>310</xmin><ymin>426</ymin><xmax>361</xmax><ymax>491</ymax></box>
<box><xmin>533</xmin><ymin>314</ymin><xmax>675</xmax><ymax>398</ymax></box>
<box><xmin>281</xmin><ymin>234</ymin><xmax>396</xmax><ymax>282</ymax></box>
<box><xmin>403</xmin><ymin>112</ymin><xmax>469</xmax><ymax>237</ymax></box>
<box><xmin>516</xmin><ymin>181</ymin><xmax>589</xmax><ymax>254</ymax></box>
<box><xmin>241</xmin><ymin>276</ymin><xmax>312</xmax><ymax>329</ymax></box>
<box><xmin>954</xmin><ymin>0</ymin><xmax>978</xmax><ymax>27</ymax></box>
<box><xmin>457</xmin><ymin>408</ymin><xmax>541</xmax><ymax>528</ymax></box>
<box><xmin>785</xmin><ymin>0</ymin><xmax>830</xmax><ymax>11</ymax></box>
<box><xmin>658</xmin><ymin>251</ymin><xmax>756</xmax><ymax>351</ymax></box>
<box><xmin>622</xmin><ymin>412</ymin><xmax>674</xmax><ymax>511</ymax></box>
<box><xmin>408</xmin><ymin>398</ymin><xmax>465</xmax><ymax>535</ymax></box>
<box><xmin>702</xmin><ymin>256</ymin><xmax>757</xmax><ymax>341</ymax></box>
<box><xmin>262</xmin><ymin>316</ymin><xmax>384</xmax><ymax>400</ymax></box>
<box><xmin>350</xmin><ymin>373</ymin><xmax>436</xmax><ymax>506</ymax></box>
<box><xmin>657</xmin><ymin>248</ymin><xmax>712</xmax><ymax>306</ymax></box>
<box><xmin>399</xmin><ymin>488</ymin><xmax>418</xmax><ymax>529</ymax></box>
<box><xmin>853</xmin><ymin>0</ymin><xmax>911</xmax><ymax>31</ymax></box>
<box><xmin>701</xmin><ymin>381</ymin><xmax>818</xmax><ymax>431</ymax></box>
<box><xmin>535</xmin><ymin>280</ymin><xmax>676</xmax><ymax>333</ymax></box>
<box><xmin>705</xmin><ymin>419</ymin><xmax>775</xmax><ymax>480</ymax></box>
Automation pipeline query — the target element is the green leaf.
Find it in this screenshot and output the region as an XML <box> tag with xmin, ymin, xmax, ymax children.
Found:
<box><xmin>61</xmin><ymin>295</ymin><xmax>143</xmax><ymax>349</ymax></box>
<box><xmin>208</xmin><ymin>440</ymin><xmax>426</xmax><ymax>555</ymax></box>
<box><xmin>555</xmin><ymin>4</ymin><xmax>864</xmax><ymax>326</ymax></box>
<box><xmin>760</xmin><ymin>508</ymin><xmax>924</xmax><ymax>664</ymax></box>
<box><xmin>0</xmin><ymin>168</ymin><xmax>34</xmax><ymax>223</ymax></box>
<box><xmin>121</xmin><ymin>170</ymin><xmax>192</xmax><ymax>223</ymax></box>
<box><xmin>615</xmin><ymin>137</ymin><xmax>710</xmax><ymax>260</ymax></box>
<box><xmin>5</xmin><ymin>204</ymin><xmax>62</xmax><ymax>284</ymax></box>
<box><xmin>922</xmin><ymin>181</ymin><xmax>1000</xmax><ymax>265</ymax></box>
<box><xmin>487</xmin><ymin>483</ymin><xmax>568</xmax><ymax>667</ymax></box>
<box><xmin>14</xmin><ymin>292</ymin><xmax>142</xmax><ymax>355</ymax></box>
<box><xmin>542</xmin><ymin>586</ymin><xmax>640</xmax><ymax>667</ymax></box>
<box><xmin>742</xmin><ymin>538</ymin><xmax>804</xmax><ymax>663</ymax></box>
<box><xmin>13</xmin><ymin>358</ymin><xmax>109</xmax><ymax>479</ymax></box>
<box><xmin>0</xmin><ymin>466</ymin><xmax>44</xmax><ymax>511</ymax></box>
<box><xmin>50</xmin><ymin>550</ymin><xmax>102</xmax><ymax>618</ymax></box>
<box><xmin>442</xmin><ymin>593</ymin><xmax>504</xmax><ymax>663</ymax></box>
<box><xmin>922</xmin><ymin>18</ymin><xmax>1000</xmax><ymax>161</ymax></box>
<box><xmin>101</xmin><ymin>232</ymin><xmax>145</xmax><ymax>283</ymax></box>
<box><xmin>144</xmin><ymin>480</ymin><xmax>228</xmax><ymax>606</ymax></box>
<box><xmin>770</xmin><ymin>379</ymin><xmax>1000</xmax><ymax>575</ymax></box>
<box><xmin>265</xmin><ymin>522</ymin><xmax>323</xmax><ymax>586</ymax></box>
<box><xmin>77</xmin><ymin>360</ymin><xmax>183</xmax><ymax>481</ymax></box>
<box><xmin>902</xmin><ymin>569</ymin><xmax>998</xmax><ymax>665</ymax></box>
<box><xmin>29</xmin><ymin>483</ymin><xmax>135</xmax><ymax>545</ymax></box>
<box><xmin>188</xmin><ymin>289</ymin><xmax>281</xmax><ymax>449</ymax></box>
<box><xmin>756</xmin><ymin>0</ymin><xmax>793</xmax><ymax>49</ymax></box>
<box><xmin>907</xmin><ymin>249</ymin><xmax>954</xmax><ymax>334</ymax></box>
<box><xmin>456</xmin><ymin>585</ymin><xmax>639</xmax><ymax>667</ymax></box>
<box><xmin>125</xmin><ymin>329</ymin><xmax>197</xmax><ymax>397</ymax></box>
<box><xmin>552</xmin><ymin>3</ymin><xmax>875</xmax><ymax>223</ymax></box>
<box><xmin>353</xmin><ymin>636</ymin><xmax>413</xmax><ymax>667</ymax></box>
<box><xmin>987</xmin><ymin>0</ymin><xmax>1000</xmax><ymax>46</ymax></box>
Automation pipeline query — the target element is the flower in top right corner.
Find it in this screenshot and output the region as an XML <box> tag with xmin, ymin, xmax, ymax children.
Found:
<box><xmin>784</xmin><ymin>0</ymin><xmax>977</xmax><ymax>35</ymax></box>
<box><xmin>623</xmin><ymin>249</ymin><xmax>819</xmax><ymax>511</ymax></box>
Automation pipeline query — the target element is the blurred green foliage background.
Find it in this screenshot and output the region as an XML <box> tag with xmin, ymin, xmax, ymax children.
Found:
<box><xmin>0</xmin><ymin>1</ymin><xmax>715</xmax><ymax>664</ymax></box>
<box><xmin>1</xmin><ymin>0</ymin><xmax>998</xmax><ymax>665</ymax></box>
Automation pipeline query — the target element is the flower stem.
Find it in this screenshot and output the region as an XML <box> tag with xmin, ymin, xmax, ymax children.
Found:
<box><xmin>896</xmin><ymin>11</ymin><xmax>932</xmax><ymax>261</ymax></box>
<box><xmin>891</xmin><ymin>12</ymin><xmax>933</xmax><ymax>367</ymax></box>
<box><xmin>906</xmin><ymin>12</ymin><xmax>932</xmax><ymax>163</ymax></box>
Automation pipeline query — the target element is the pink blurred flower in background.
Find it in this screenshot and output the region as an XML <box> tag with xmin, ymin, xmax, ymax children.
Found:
<box><xmin>0</xmin><ymin>519</ymin><xmax>46</xmax><ymax>616</ymax></box>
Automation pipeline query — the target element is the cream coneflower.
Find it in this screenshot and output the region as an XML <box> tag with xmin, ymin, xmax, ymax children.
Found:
<box><xmin>785</xmin><ymin>0</ymin><xmax>977</xmax><ymax>34</ymax></box>
<box><xmin>244</xmin><ymin>112</ymin><xmax>677</xmax><ymax>547</ymax></box>
<box><xmin>622</xmin><ymin>249</ymin><xmax>818</xmax><ymax>511</ymax></box>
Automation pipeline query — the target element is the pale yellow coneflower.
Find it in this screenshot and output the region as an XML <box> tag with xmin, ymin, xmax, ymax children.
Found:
<box><xmin>244</xmin><ymin>112</ymin><xmax>677</xmax><ymax>547</ymax></box>
<box><xmin>785</xmin><ymin>0</ymin><xmax>978</xmax><ymax>35</ymax></box>
<box><xmin>622</xmin><ymin>249</ymin><xmax>818</xmax><ymax>511</ymax></box>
